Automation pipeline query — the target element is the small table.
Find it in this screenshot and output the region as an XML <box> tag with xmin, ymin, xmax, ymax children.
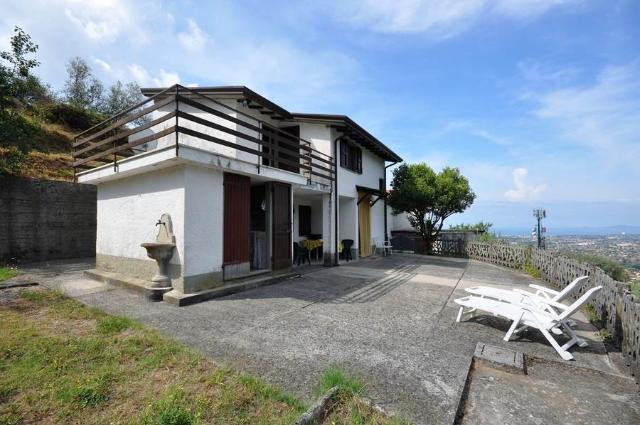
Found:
<box><xmin>300</xmin><ymin>239</ymin><xmax>323</xmax><ymax>260</ymax></box>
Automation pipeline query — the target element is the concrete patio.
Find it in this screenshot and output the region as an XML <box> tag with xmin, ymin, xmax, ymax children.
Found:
<box><xmin>22</xmin><ymin>254</ymin><xmax>640</xmax><ymax>424</ymax></box>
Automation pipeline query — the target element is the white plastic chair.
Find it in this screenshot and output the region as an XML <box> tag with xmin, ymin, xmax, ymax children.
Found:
<box><xmin>455</xmin><ymin>286</ymin><xmax>602</xmax><ymax>361</ymax></box>
<box><xmin>373</xmin><ymin>238</ymin><xmax>393</xmax><ymax>256</ymax></box>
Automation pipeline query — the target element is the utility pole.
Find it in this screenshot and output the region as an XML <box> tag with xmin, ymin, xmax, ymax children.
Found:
<box><xmin>532</xmin><ymin>209</ymin><xmax>546</xmax><ymax>249</ymax></box>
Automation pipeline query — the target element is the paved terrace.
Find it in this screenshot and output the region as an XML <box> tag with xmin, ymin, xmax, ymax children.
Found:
<box><xmin>24</xmin><ymin>255</ymin><xmax>640</xmax><ymax>424</ymax></box>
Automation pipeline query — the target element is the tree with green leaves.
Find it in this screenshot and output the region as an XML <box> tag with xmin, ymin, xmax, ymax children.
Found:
<box><xmin>388</xmin><ymin>163</ymin><xmax>476</xmax><ymax>254</ymax></box>
<box><xmin>0</xmin><ymin>26</ymin><xmax>43</xmax><ymax>149</ymax></box>
<box><xmin>101</xmin><ymin>80</ymin><xmax>144</xmax><ymax>116</ymax></box>
<box><xmin>63</xmin><ymin>57</ymin><xmax>104</xmax><ymax>110</ymax></box>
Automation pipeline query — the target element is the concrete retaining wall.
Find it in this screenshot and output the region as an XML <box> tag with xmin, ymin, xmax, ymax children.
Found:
<box><xmin>0</xmin><ymin>177</ymin><xmax>96</xmax><ymax>262</ymax></box>
<box><xmin>462</xmin><ymin>242</ymin><xmax>640</xmax><ymax>381</ymax></box>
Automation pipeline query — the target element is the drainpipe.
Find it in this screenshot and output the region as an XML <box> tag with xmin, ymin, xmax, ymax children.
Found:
<box><xmin>333</xmin><ymin>135</ymin><xmax>342</xmax><ymax>266</ymax></box>
<box><xmin>384</xmin><ymin>161</ymin><xmax>398</xmax><ymax>243</ymax></box>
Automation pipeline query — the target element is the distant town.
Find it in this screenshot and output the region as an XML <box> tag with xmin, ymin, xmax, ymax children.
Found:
<box><xmin>502</xmin><ymin>233</ymin><xmax>640</xmax><ymax>282</ymax></box>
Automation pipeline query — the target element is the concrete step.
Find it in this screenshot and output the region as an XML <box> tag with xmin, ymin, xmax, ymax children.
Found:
<box><xmin>163</xmin><ymin>271</ymin><xmax>301</xmax><ymax>306</ymax></box>
<box><xmin>84</xmin><ymin>269</ymin><xmax>147</xmax><ymax>293</ymax></box>
<box><xmin>85</xmin><ymin>268</ymin><xmax>301</xmax><ymax>307</ymax></box>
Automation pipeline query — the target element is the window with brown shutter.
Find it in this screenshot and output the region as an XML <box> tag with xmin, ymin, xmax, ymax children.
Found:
<box><xmin>340</xmin><ymin>140</ymin><xmax>362</xmax><ymax>174</ymax></box>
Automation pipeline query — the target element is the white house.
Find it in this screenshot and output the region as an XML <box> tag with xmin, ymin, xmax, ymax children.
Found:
<box><xmin>74</xmin><ymin>85</ymin><xmax>402</xmax><ymax>304</ymax></box>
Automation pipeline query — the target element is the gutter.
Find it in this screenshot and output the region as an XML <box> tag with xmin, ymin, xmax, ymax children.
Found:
<box><xmin>333</xmin><ymin>135</ymin><xmax>342</xmax><ymax>266</ymax></box>
<box><xmin>384</xmin><ymin>161</ymin><xmax>399</xmax><ymax>243</ymax></box>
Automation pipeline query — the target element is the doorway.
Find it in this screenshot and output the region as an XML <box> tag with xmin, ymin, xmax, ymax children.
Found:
<box><xmin>271</xmin><ymin>182</ymin><xmax>292</xmax><ymax>270</ymax></box>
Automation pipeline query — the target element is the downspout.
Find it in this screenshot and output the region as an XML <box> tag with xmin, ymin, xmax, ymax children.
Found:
<box><xmin>384</xmin><ymin>161</ymin><xmax>398</xmax><ymax>243</ymax></box>
<box><xmin>333</xmin><ymin>135</ymin><xmax>342</xmax><ymax>266</ymax></box>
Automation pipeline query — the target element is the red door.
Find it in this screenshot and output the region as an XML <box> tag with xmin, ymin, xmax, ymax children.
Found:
<box><xmin>272</xmin><ymin>182</ymin><xmax>292</xmax><ymax>270</ymax></box>
<box><xmin>224</xmin><ymin>173</ymin><xmax>250</xmax><ymax>265</ymax></box>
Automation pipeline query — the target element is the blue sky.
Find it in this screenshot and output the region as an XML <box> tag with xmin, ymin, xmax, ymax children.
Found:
<box><xmin>3</xmin><ymin>0</ymin><xmax>639</xmax><ymax>232</ymax></box>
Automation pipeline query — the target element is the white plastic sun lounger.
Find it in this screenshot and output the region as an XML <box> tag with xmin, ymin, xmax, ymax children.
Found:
<box><xmin>455</xmin><ymin>286</ymin><xmax>602</xmax><ymax>360</ymax></box>
<box><xmin>529</xmin><ymin>276</ymin><xmax>589</xmax><ymax>302</ymax></box>
<box><xmin>464</xmin><ymin>276</ymin><xmax>589</xmax><ymax>316</ymax></box>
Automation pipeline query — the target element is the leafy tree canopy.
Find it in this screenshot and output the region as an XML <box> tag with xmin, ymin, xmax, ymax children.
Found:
<box><xmin>388</xmin><ymin>163</ymin><xmax>476</xmax><ymax>253</ymax></box>
<box><xmin>64</xmin><ymin>57</ymin><xmax>104</xmax><ymax>110</ymax></box>
<box><xmin>0</xmin><ymin>26</ymin><xmax>44</xmax><ymax>147</ymax></box>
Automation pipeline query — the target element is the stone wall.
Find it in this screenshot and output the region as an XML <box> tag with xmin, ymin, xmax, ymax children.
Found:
<box><xmin>462</xmin><ymin>241</ymin><xmax>640</xmax><ymax>380</ymax></box>
<box><xmin>0</xmin><ymin>177</ymin><xmax>96</xmax><ymax>263</ymax></box>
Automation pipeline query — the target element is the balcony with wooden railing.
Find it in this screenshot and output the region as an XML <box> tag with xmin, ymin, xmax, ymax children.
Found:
<box><xmin>73</xmin><ymin>84</ymin><xmax>335</xmax><ymax>186</ymax></box>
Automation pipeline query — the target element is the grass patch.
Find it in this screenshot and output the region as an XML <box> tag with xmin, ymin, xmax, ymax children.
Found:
<box><xmin>96</xmin><ymin>316</ymin><xmax>135</xmax><ymax>334</ymax></box>
<box><xmin>0</xmin><ymin>266</ymin><xmax>18</xmax><ymax>282</ymax></box>
<box><xmin>1</xmin><ymin>288</ymin><xmax>401</xmax><ymax>424</ymax></box>
<box><xmin>315</xmin><ymin>367</ymin><xmax>405</xmax><ymax>425</ymax></box>
<box><xmin>316</xmin><ymin>366</ymin><xmax>365</xmax><ymax>398</ymax></box>
<box><xmin>523</xmin><ymin>261</ymin><xmax>541</xmax><ymax>279</ymax></box>
<box><xmin>631</xmin><ymin>281</ymin><xmax>640</xmax><ymax>298</ymax></box>
<box><xmin>0</xmin><ymin>287</ymin><xmax>308</xmax><ymax>424</ymax></box>
<box><xmin>323</xmin><ymin>396</ymin><xmax>408</xmax><ymax>425</ymax></box>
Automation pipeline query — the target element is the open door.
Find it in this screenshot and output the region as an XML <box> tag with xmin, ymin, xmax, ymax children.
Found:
<box><xmin>224</xmin><ymin>173</ymin><xmax>251</xmax><ymax>276</ymax></box>
<box><xmin>271</xmin><ymin>182</ymin><xmax>292</xmax><ymax>270</ymax></box>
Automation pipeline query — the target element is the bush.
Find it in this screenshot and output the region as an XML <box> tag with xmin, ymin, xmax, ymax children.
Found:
<box><xmin>0</xmin><ymin>146</ymin><xmax>31</xmax><ymax>175</ymax></box>
<box><xmin>43</xmin><ymin>102</ymin><xmax>105</xmax><ymax>131</ymax></box>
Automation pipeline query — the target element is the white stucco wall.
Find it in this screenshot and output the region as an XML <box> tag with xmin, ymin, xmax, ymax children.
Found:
<box><xmin>96</xmin><ymin>165</ymin><xmax>186</xmax><ymax>266</ymax></box>
<box><xmin>182</xmin><ymin>165</ymin><xmax>224</xmax><ymax>277</ymax></box>
<box><xmin>145</xmin><ymin>96</ymin><xmax>281</xmax><ymax>165</ymax></box>
<box><xmin>339</xmin><ymin>197</ymin><xmax>357</xmax><ymax>242</ymax></box>
<box><xmin>337</xmin><ymin>146</ymin><xmax>386</xmax><ymax>246</ymax></box>
<box><xmin>299</xmin><ymin>122</ymin><xmax>332</xmax><ymax>156</ymax></box>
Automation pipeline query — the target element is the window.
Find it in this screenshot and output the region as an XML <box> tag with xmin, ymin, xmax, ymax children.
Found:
<box><xmin>339</xmin><ymin>139</ymin><xmax>362</xmax><ymax>174</ymax></box>
<box><xmin>298</xmin><ymin>205</ymin><xmax>311</xmax><ymax>236</ymax></box>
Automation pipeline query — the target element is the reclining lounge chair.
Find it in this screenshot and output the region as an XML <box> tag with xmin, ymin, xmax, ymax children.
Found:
<box><xmin>454</xmin><ymin>285</ymin><xmax>602</xmax><ymax>361</ymax></box>
<box><xmin>464</xmin><ymin>276</ymin><xmax>589</xmax><ymax>316</ymax></box>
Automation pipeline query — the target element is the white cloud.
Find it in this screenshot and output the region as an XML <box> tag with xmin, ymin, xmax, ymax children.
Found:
<box><xmin>329</xmin><ymin>0</ymin><xmax>579</xmax><ymax>37</ymax></box>
<box><xmin>518</xmin><ymin>60</ymin><xmax>580</xmax><ymax>84</ymax></box>
<box><xmin>62</xmin><ymin>0</ymin><xmax>142</xmax><ymax>44</ymax></box>
<box><xmin>178</xmin><ymin>18</ymin><xmax>209</xmax><ymax>51</ymax></box>
<box><xmin>437</xmin><ymin>120</ymin><xmax>511</xmax><ymax>145</ymax></box>
<box><xmin>93</xmin><ymin>58</ymin><xmax>112</xmax><ymax>72</ymax></box>
<box><xmin>531</xmin><ymin>61</ymin><xmax>640</xmax><ymax>162</ymax></box>
<box><xmin>504</xmin><ymin>168</ymin><xmax>547</xmax><ymax>201</ymax></box>
<box><xmin>128</xmin><ymin>64</ymin><xmax>180</xmax><ymax>87</ymax></box>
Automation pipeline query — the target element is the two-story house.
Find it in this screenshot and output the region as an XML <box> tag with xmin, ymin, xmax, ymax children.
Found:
<box><xmin>74</xmin><ymin>85</ymin><xmax>402</xmax><ymax>304</ymax></box>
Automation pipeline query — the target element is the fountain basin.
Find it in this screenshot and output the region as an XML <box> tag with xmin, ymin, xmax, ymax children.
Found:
<box><xmin>141</xmin><ymin>242</ymin><xmax>176</xmax><ymax>262</ymax></box>
<box><xmin>141</xmin><ymin>242</ymin><xmax>176</xmax><ymax>300</ymax></box>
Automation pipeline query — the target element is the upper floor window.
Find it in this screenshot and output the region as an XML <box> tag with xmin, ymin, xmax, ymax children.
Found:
<box><xmin>340</xmin><ymin>139</ymin><xmax>362</xmax><ymax>174</ymax></box>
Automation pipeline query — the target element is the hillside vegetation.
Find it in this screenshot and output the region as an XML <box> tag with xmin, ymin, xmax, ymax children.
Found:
<box><xmin>1</xmin><ymin>27</ymin><xmax>142</xmax><ymax>181</ymax></box>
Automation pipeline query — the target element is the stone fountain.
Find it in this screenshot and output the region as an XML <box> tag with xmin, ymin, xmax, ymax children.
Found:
<box><xmin>141</xmin><ymin>213</ymin><xmax>176</xmax><ymax>301</ymax></box>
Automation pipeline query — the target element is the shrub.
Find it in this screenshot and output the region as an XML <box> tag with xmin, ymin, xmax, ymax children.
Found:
<box><xmin>0</xmin><ymin>146</ymin><xmax>31</xmax><ymax>175</ymax></box>
<box><xmin>43</xmin><ymin>102</ymin><xmax>105</xmax><ymax>131</ymax></box>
